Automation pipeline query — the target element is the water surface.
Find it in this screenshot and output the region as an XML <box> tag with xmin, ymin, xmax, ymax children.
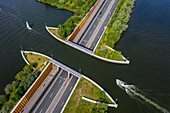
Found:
<box><xmin>0</xmin><ymin>0</ymin><xmax>169</xmax><ymax>112</ymax></box>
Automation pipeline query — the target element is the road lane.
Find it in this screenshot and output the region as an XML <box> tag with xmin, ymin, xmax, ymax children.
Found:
<box><xmin>89</xmin><ymin>0</ymin><xmax>119</xmax><ymax>50</ymax></box>
<box><xmin>52</xmin><ymin>76</ymin><xmax>78</xmax><ymax>113</ymax></box>
<box><xmin>34</xmin><ymin>70</ymin><xmax>68</xmax><ymax>113</ymax></box>
<box><xmin>79</xmin><ymin>0</ymin><xmax>119</xmax><ymax>50</ymax></box>
<box><xmin>79</xmin><ymin>0</ymin><xmax>111</xmax><ymax>46</ymax></box>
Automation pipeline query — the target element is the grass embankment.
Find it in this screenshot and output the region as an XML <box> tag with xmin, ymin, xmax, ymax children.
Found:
<box><xmin>37</xmin><ymin>0</ymin><xmax>97</xmax><ymax>40</ymax></box>
<box><xmin>64</xmin><ymin>77</ymin><xmax>113</xmax><ymax>113</ymax></box>
<box><xmin>48</xmin><ymin>28</ymin><xmax>61</xmax><ymax>39</ymax></box>
<box><xmin>24</xmin><ymin>53</ymin><xmax>50</xmax><ymax>71</ymax></box>
<box><xmin>95</xmin><ymin>0</ymin><xmax>136</xmax><ymax>61</ymax></box>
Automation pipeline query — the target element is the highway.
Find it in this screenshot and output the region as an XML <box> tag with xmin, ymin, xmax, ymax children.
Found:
<box><xmin>33</xmin><ymin>70</ymin><xmax>68</xmax><ymax>113</ymax></box>
<box><xmin>52</xmin><ymin>76</ymin><xmax>78</xmax><ymax>113</ymax></box>
<box><xmin>32</xmin><ymin>69</ymin><xmax>78</xmax><ymax>113</ymax></box>
<box><xmin>78</xmin><ymin>0</ymin><xmax>119</xmax><ymax>50</ymax></box>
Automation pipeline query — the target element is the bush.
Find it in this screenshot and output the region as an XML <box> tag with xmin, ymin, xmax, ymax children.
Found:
<box><xmin>0</xmin><ymin>95</ymin><xmax>7</xmax><ymax>105</ymax></box>
<box><xmin>12</xmin><ymin>80</ymin><xmax>19</xmax><ymax>90</ymax></box>
<box><xmin>4</xmin><ymin>84</ymin><xmax>12</xmax><ymax>95</ymax></box>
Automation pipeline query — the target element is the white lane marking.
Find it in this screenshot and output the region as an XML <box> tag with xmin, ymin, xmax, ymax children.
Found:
<box><xmin>61</xmin><ymin>101</ymin><xmax>64</xmax><ymax>106</ymax></box>
<box><xmin>59</xmin><ymin>79</ymin><xmax>62</xmax><ymax>83</ymax></box>
<box><xmin>40</xmin><ymin>109</ymin><xmax>43</xmax><ymax>113</ymax></box>
<box><xmin>70</xmin><ymin>86</ymin><xmax>73</xmax><ymax>91</ymax></box>
<box><xmin>50</xmin><ymin>93</ymin><xmax>53</xmax><ymax>98</ymax></box>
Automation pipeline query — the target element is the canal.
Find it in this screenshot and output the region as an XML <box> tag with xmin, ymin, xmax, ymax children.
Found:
<box><xmin>0</xmin><ymin>0</ymin><xmax>169</xmax><ymax>112</ymax></box>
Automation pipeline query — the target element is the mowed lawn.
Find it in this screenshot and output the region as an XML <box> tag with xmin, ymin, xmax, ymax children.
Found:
<box><xmin>64</xmin><ymin>77</ymin><xmax>113</xmax><ymax>113</ymax></box>
<box><xmin>24</xmin><ymin>53</ymin><xmax>50</xmax><ymax>71</ymax></box>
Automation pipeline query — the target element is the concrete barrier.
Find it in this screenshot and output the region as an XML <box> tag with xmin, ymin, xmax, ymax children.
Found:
<box><xmin>82</xmin><ymin>97</ymin><xmax>118</xmax><ymax>108</ymax></box>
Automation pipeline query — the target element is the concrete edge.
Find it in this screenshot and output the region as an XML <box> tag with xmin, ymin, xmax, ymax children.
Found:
<box><xmin>21</xmin><ymin>50</ymin><xmax>30</xmax><ymax>65</ymax></box>
<box><xmin>21</xmin><ymin>50</ymin><xmax>52</xmax><ymax>60</ymax></box>
<box><xmin>82</xmin><ymin>97</ymin><xmax>118</xmax><ymax>108</ymax></box>
<box><xmin>82</xmin><ymin>75</ymin><xmax>117</xmax><ymax>107</ymax></box>
<box><xmin>60</xmin><ymin>77</ymin><xmax>81</xmax><ymax>113</ymax></box>
<box><xmin>10</xmin><ymin>60</ymin><xmax>51</xmax><ymax>113</ymax></box>
<box><xmin>46</xmin><ymin>26</ymin><xmax>130</xmax><ymax>64</ymax></box>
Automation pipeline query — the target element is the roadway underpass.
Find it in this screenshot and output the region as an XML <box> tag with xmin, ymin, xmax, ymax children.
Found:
<box><xmin>72</xmin><ymin>0</ymin><xmax>119</xmax><ymax>51</ymax></box>
<box><xmin>21</xmin><ymin>63</ymin><xmax>79</xmax><ymax>113</ymax></box>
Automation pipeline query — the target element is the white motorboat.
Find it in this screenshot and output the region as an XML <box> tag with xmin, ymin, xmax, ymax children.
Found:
<box><xmin>26</xmin><ymin>21</ymin><xmax>32</xmax><ymax>30</ymax></box>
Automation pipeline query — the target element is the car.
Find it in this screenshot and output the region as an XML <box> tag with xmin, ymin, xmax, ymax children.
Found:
<box><xmin>109</xmin><ymin>11</ymin><xmax>112</xmax><ymax>14</ymax></box>
<box><xmin>104</xmin><ymin>26</ymin><xmax>107</xmax><ymax>30</ymax></box>
<box><xmin>99</xmin><ymin>11</ymin><xmax>102</xmax><ymax>15</ymax></box>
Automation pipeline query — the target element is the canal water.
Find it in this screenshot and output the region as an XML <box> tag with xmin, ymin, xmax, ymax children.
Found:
<box><xmin>0</xmin><ymin>0</ymin><xmax>169</xmax><ymax>112</ymax></box>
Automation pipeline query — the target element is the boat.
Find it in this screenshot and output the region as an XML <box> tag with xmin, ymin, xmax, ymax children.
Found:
<box><xmin>116</xmin><ymin>79</ymin><xmax>169</xmax><ymax>113</ymax></box>
<box><xmin>116</xmin><ymin>79</ymin><xmax>127</xmax><ymax>88</ymax></box>
<box><xmin>26</xmin><ymin>21</ymin><xmax>32</xmax><ymax>30</ymax></box>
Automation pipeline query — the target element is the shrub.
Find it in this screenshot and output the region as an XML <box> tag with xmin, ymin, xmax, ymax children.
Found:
<box><xmin>0</xmin><ymin>95</ymin><xmax>7</xmax><ymax>105</ymax></box>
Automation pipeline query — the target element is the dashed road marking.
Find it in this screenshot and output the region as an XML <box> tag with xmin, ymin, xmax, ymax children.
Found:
<box><xmin>50</xmin><ymin>93</ymin><xmax>53</xmax><ymax>98</ymax></box>
<box><xmin>70</xmin><ymin>86</ymin><xmax>73</xmax><ymax>91</ymax></box>
<box><xmin>59</xmin><ymin>79</ymin><xmax>62</xmax><ymax>83</ymax></box>
<box><xmin>40</xmin><ymin>109</ymin><xmax>43</xmax><ymax>113</ymax></box>
<box><xmin>61</xmin><ymin>101</ymin><xmax>64</xmax><ymax>106</ymax></box>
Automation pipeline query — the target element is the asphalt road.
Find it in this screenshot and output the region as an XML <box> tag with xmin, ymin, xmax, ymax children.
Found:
<box><xmin>78</xmin><ymin>0</ymin><xmax>119</xmax><ymax>50</ymax></box>
<box><xmin>52</xmin><ymin>76</ymin><xmax>78</xmax><ymax>113</ymax></box>
<box><xmin>34</xmin><ymin>70</ymin><xmax>68</xmax><ymax>113</ymax></box>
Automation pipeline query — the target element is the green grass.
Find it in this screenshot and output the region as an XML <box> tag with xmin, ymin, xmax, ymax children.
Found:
<box><xmin>24</xmin><ymin>53</ymin><xmax>50</xmax><ymax>71</ymax></box>
<box><xmin>64</xmin><ymin>77</ymin><xmax>113</xmax><ymax>113</ymax></box>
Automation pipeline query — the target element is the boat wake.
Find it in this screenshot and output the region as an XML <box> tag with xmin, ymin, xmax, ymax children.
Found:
<box><xmin>116</xmin><ymin>79</ymin><xmax>169</xmax><ymax>113</ymax></box>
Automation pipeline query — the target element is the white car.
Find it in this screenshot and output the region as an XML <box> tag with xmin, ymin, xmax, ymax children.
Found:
<box><xmin>104</xmin><ymin>26</ymin><xmax>107</xmax><ymax>30</ymax></box>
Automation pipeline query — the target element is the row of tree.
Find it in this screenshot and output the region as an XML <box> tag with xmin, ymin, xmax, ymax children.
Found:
<box><xmin>37</xmin><ymin>0</ymin><xmax>97</xmax><ymax>39</ymax></box>
<box><xmin>0</xmin><ymin>63</ymin><xmax>39</xmax><ymax>113</ymax></box>
<box><xmin>105</xmin><ymin>0</ymin><xmax>136</xmax><ymax>48</ymax></box>
<box><xmin>95</xmin><ymin>0</ymin><xmax>136</xmax><ymax>61</ymax></box>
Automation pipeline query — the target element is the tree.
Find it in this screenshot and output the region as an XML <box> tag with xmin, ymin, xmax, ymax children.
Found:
<box><xmin>4</xmin><ymin>84</ymin><xmax>12</xmax><ymax>95</ymax></box>
<box><xmin>0</xmin><ymin>107</ymin><xmax>8</xmax><ymax>113</ymax></box>
<box><xmin>0</xmin><ymin>95</ymin><xmax>7</xmax><ymax>104</ymax></box>
<box><xmin>66</xmin><ymin>27</ymin><xmax>72</xmax><ymax>36</ymax></box>
<box><xmin>23</xmin><ymin>64</ymin><xmax>33</xmax><ymax>74</ymax></box>
<box><xmin>15</xmin><ymin>71</ymin><xmax>27</xmax><ymax>82</ymax></box>
<box><xmin>12</xmin><ymin>80</ymin><xmax>19</xmax><ymax>90</ymax></box>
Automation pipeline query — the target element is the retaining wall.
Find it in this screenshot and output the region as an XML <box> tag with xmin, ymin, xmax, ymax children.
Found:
<box><xmin>11</xmin><ymin>56</ymin><xmax>53</xmax><ymax>113</ymax></box>
<box><xmin>68</xmin><ymin>0</ymin><xmax>101</xmax><ymax>41</ymax></box>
